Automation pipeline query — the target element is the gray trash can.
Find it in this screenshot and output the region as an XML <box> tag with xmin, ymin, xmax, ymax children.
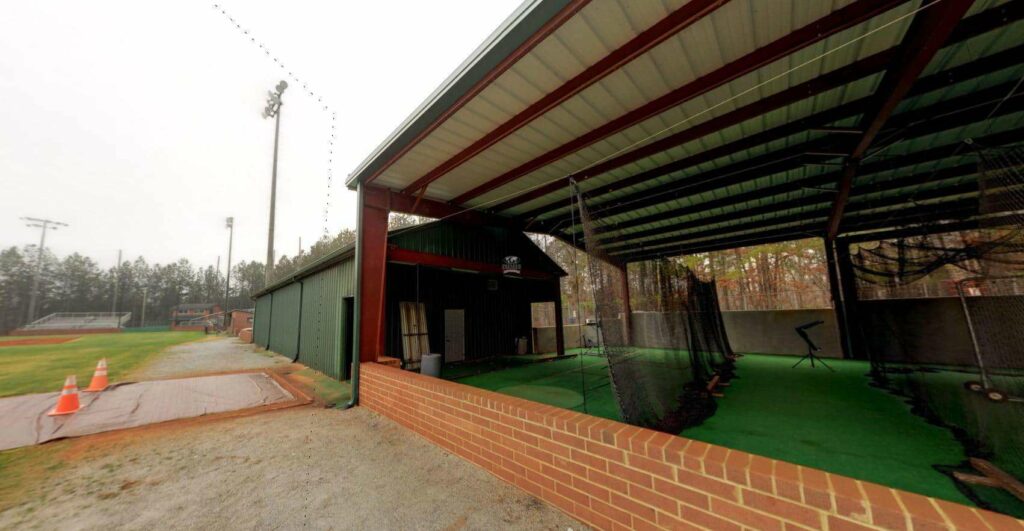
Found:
<box><xmin>421</xmin><ymin>353</ymin><xmax>442</xmax><ymax>378</ymax></box>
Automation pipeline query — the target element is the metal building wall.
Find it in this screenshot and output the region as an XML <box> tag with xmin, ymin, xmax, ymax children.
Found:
<box><xmin>298</xmin><ymin>259</ymin><xmax>356</xmax><ymax>379</ymax></box>
<box><xmin>268</xmin><ymin>282</ymin><xmax>302</xmax><ymax>358</ymax></box>
<box><xmin>254</xmin><ymin>294</ymin><xmax>272</xmax><ymax>347</ymax></box>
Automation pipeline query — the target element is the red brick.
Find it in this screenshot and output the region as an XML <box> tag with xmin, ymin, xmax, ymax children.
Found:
<box><xmin>677</xmin><ymin>504</ymin><xmax>742</xmax><ymax>531</ymax></box>
<box><xmin>588</xmin><ymin>468</ymin><xmax>628</xmax><ymax>493</ymax></box>
<box><xmin>538</xmin><ymin>437</ymin><xmax>571</xmax><ymax>459</ymax></box>
<box><xmin>541</xmin><ymin>463</ymin><xmax>573</xmax><ymax>487</ymax></box>
<box><xmin>749</xmin><ymin>455</ymin><xmax>776</xmax><ymax>494</ymax></box>
<box><xmin>525</xmin><ymin>468</ymin><xmax>555</xmax><ymax>492</ymax></box>
<box><xmin>662</xmin><ymin>437</ymin><xmax>691</xmax><ymax>468</ymax></box>
<box><xmin>676</xmin><ymin>468</ymin><xmax>739</xmax><ymax>501</ymax></box>
<box><xmin>829</xmin><ymin>474</ymin><xmax>869</xmax><ymax>521</ymax></box>
<box><xmin>613</xmin><ymin>425</ymin><xmax>646</xmax><ymax>451</ymax></box>
<box><xmin>523</xmin><ymin>421</ymin><xmax>552</xmax><ymax>439</ymax></box>
<box><xmin>591</xmin><ymin>498</ymin><xmax>633</xmax><ymax>526</ymax></box>
<box><xmin>741</xmin><ymin>488</ymin><xmax>823</xmax><ymax>529</ymax></box>
<box><xmin>610</xmin><ymin>491</ymin><xmax>657</xmax><ymax>524</ymax></box>
<box><xmin>629</xmin><ymin>453</ymin><xmax>674</xmax><ymax>480</ymax></box>
<box><xmin>552</xmin><ymin>454</ymin><xmax>588</xmax><ymax>479</ymax></box>
<box><xmin>827</xmin><ymin>515</ymin><xmax>879</xmax><ymax>531</ymax></box>
<box><xmin>552</xmin><ymin>430</ymin><xmax>586</xmax><ymax>450</ymax></box>
<box><xmin>894</xmin><ymin>491</ymin><xmax>947</xmax><ymax>531</ymax></box>
<box><xmin>710</xmin><ymin>496</ymin><xmax>784</xmax><ymax>531</ymax></box>
<box><xmin>573</xmin><ymin>475</ymin><xmax>612</xmax><ymax>503</ymax></box>
<box><xmin>542</xmin><ymin>487</ymin><xmax>577</xmax><ymax>516</ymax></box>
<box><xmin>513</xmin><ymin>429</ymin><xmax>539</xmax><ymax>447</ymax></box>
<box><xmin>652</xmin><ymin>477</ymin><xmax>709</xmax><ymax>511</ymax></box>
<box><xmin>608</xmin><ymin>460</ymin><xmax>654</xmax><ymax>489</ymax></box>
<box><xmin>933</xmin><ymin>499</ymin><xmax>990</xmax><ymax>530</ymax></box>
<box><xmin>515</xmin><ymin>475</ymin><xmax>545</xmax><ymax>499</ymax></box>
<box><xmin>774</xmin><ymin>461</ymin><xmax>803</xmax><ymax>503</ymax></box>
<box><xmin>586</xmin><ymin>440</ymin><xmax>626</xmax><ymax>464</ymax></box>
<box><xmin>575</xmin><ymin>503</ymin><xmax>614</xmax><ymax>531</ymax></box>
<box><xmin>554</xmin><ymin>480</ymin><xmax>591</xmax><ymax>507</ymax></box>
<box><xmin>629</xmin><ymin>429</ymin><xmax>658</xmax><ymax>454</ymax></box>
<box><xmin>643</xmin><ymin>432</ymin><xmax>675</xmax><ymax>460</ymax></box>
<box><xmin>629</xmin><ymin>482</ymin><xmax>680</xmax><ymax>515</ymax></box>
<box><xmin>655</xmin><ymin>510</ymin><xmax>703</xmax><ymax>531</ymax></box>
<box><xmin>725</xmin><ymin>451</ymin><xmax>752</xmax><ymax>485</ymax></box>
<box><xmin>704</xmin><ymin>445</ymin><xmax>729</xmax><ymax>478</ymax></box>
<box><xmin>571</xmin><ymin>448</ymin><xmax>609</xmax><ymax>473</ymax></box>
<box><xmin>861</xmin><ymin>482</ymin><xmax>909</xmax><ymax>530</ymax></box>
<box><xmin>512</xmin><ymin>451</ymin><xmax>544</xmax><ymax>474</ymax></box>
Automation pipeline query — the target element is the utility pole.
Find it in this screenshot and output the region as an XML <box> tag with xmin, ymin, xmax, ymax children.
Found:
<box><xmin>140</xmin><ymin>286</ymin><xmax>148</xmax><ymax>327</ymax></box>
<box><xmin>224</xmin><ymin>217</ymin><xmax>234</xmax><ymax>310</ymax></box>
<box><xmin>21</xmin><ymin>217</ymin><xmax>68</xmax><ymax>323</ymax></box>
<box><xmin>111</xmin><ymin>249</ymin><xmax>122</xmax><ymax>315</ymax></box>
<box><xmin>263</xmin><ymin>80</ymin><xmax>288</xmax><ymax>285</ymax></box>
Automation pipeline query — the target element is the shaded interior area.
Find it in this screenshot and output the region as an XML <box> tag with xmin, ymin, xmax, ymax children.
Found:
<box><xmin>446</xmin><ymin>350</ymin><xmax>1024</xmax><ymax>517</ymax></box>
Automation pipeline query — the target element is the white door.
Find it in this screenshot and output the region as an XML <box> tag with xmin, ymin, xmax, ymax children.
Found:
<box><xmin>444</xmin><ymin>309</ymin><xmax>465</xmax><ymax>362</ymax></box>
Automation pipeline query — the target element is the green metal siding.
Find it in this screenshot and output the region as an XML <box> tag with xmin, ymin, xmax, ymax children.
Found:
<box><xmin>298</xmin><ymin>259</ymin><xmax>356</xmax><ymax>379</ymax></box>
<box><xmin>269</xmin><ymin>282</ymin><xmax>302</xmax><ymax>358</ymax></box>
<box><xmin>254</xmin><ymin>294</ymin><xmax>272</xmax><ymax>348</ymax></box>
<box><xmin>389</xmin><ymin>222</ymin><xmax>565</xmax><ymax>276</ymax></box>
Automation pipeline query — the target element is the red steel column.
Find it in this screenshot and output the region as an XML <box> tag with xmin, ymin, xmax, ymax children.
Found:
<box><xmin>359</xmin><ymin>186</ymin><xmax>390</xmax><ymax>362</ymax></box>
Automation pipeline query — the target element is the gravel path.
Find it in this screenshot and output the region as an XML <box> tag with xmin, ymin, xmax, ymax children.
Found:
<box><xmin>0</xmin><ymin>407</ymin><xmax>584</xmax><ymax>530</ymax></box>
<box><xmin>133</xmin><ymin>336</ymin><xmax>290</xmax><ymax>380</ymax></box>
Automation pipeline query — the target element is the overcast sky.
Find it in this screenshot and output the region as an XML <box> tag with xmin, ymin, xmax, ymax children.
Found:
<box><xmin>0</xmin><ymin>0</ymin><xmax>521</xmax><ymax>269</ymax></box>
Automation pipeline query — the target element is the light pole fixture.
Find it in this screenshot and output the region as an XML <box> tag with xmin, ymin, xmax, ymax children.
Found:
<box><xmin>263</xmin><ymin>80</ymin><xmax>287</xmax><ymax>285</ymax></box>
<box><xmin>21</xmin><ymin>217</ymin><xmax>68</xmax><ymax>323</ymax></box>
<box><xmin>224</xmin><ymin>216</ymin><xmax>235</xmax><ymax>310</ymax></box>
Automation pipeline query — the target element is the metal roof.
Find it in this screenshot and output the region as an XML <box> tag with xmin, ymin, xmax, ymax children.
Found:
<box><xmin>348</xmin><ymin>0</ymin><xmax>1024</xmax><ymax>262</ymax></box>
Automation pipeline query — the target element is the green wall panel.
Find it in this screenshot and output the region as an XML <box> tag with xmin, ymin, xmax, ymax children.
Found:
<box><xmin>254</xmin><ymin>294</ymin><xmax>272</xmax><ymax>348</ymax></box>
<box><xmin>269</xmin><ymin>282</ymin><xmax>302</xmax><ymax>358</ymax></box>
<box><xmin>297</xmin><ymin>259</ymin><xmax>356</xmax><ymax>379</ymax></box>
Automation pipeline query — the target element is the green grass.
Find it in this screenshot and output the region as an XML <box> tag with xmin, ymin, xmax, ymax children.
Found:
<box><xmin>451</xmin><ymin>351</ymin><xmax>985</xmax><ymax>508</ymax></box>
<box><xmin>0</xmin><ymin>332</ymin><xmax>204</xmax><ymax>397</ymax></box>
<box><xmin>290</xmin><ymin>367</ymin><xmax>352</xmax><ymax>406</ymax></box>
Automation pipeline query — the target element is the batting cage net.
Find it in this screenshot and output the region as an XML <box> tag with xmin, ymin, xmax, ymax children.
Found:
<box><xmin>852</xmin><ymin>144</ymin><xmax>1024</xmax><ymax>513</ymax></box>
<box><xmin>571</xmin><ymin>181</ymin><xmax>735</xmax><ymax>433</ymax></box>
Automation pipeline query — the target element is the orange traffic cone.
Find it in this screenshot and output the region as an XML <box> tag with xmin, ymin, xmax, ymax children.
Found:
<box><xmin>85</xmin><ymin>358</ymin><xmax>108</xmax><ymax>392</ymax></box>
<box><xmin>48</xmin><ymin>375</ymin><xmax>81</xmax><ymax>416</ymax></box>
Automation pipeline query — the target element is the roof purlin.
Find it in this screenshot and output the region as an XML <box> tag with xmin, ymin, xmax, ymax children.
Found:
<box><xmin>449</xmin><ymin>0</ymin><xmax>911</xmax><ymax>205</ymax></box>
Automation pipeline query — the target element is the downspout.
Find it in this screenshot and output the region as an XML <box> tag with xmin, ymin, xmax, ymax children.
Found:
<box><xmin>340</xmin><ymin>183</ymin><xmax>366</xmax><ymax>410</ymax></box>
<box><xmin>266</xmin><ymin>292</ymin><xmax>274</xmax><ymax>349</ymax></box>
<box><xmin>292</xmin><ymin>279</ymin><xmax>304</xmax><ymax>363</ymax></box>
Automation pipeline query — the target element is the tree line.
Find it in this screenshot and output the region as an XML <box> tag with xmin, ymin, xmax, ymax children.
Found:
<box><xmin>1</xmin><ymin>215</ymin><xmax>427</xmax><ymax>334</ymax></box>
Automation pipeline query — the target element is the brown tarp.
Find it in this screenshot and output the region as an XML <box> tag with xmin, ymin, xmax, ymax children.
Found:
<box><xmin>0</xmin><ymin>373</ymin><xmax>293</xmax><ymax>451</ymax></box>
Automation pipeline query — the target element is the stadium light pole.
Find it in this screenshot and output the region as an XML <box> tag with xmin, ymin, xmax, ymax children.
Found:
<box><xmin>224</xmin><ymin>216</ymin><xmax>234</xmax><ymax>310</ymax></box>
<box><xmin>21</xmin><ymin>217</ymin><xmax>68</xmax><ymax>323</ymax></box>
<box><xmin>262</xmin><ymin>80</ymin><xmax>287</xmax><ymax>285</ymax></box>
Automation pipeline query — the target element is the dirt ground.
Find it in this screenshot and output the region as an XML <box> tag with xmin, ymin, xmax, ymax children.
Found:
<box><xmin>131</xmin><ymin>336</ymin><xmax>291</xmax><ymax>380</ymax></box>
<box><xmin>0</xmin><ymin>407</ymin><xmax>584</xmax><ymax>530</ymax></box>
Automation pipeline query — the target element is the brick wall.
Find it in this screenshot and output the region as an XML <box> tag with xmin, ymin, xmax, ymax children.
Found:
<box><xmin>360</xmin><ymin>363</ymin><xmax>1022</xmax><ymax>531</ymax></box>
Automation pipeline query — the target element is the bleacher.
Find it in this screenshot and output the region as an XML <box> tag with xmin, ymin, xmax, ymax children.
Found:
<box><xmin>17</xmin><ymin>312</ymin><xmax>131</xmax><ymax>332</ymax></box>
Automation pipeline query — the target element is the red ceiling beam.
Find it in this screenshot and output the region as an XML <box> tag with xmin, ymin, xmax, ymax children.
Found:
<box><xmin>361</xmin><ymin>184</ymin><xmax>520</xmax><ymax>229</ymax></box>
<box><xmin>497</xmin><ymin>4</ymin><xmax>1024</xmax><ymax>216</ymax></box>
<box><xmin>449</xmin><ymin>0</ymin><xmax>909</xmax><ymax>205</ymax></box>
<box><xmin>362</xmin><ymin>0</ymin><xmax>591</xmax><ymax>185</ymax></box>
<box><xmin>401</xmin><ymin>0</ymin><xmax>728</xmax><ymax>195</ymax></box>
<box><xmin>825</xmin><ymin>0</ymin><xmax>976</xmax><ymax>240</ymax></box>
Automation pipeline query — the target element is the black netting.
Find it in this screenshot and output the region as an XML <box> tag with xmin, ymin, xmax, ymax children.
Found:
<box><xmin>571</xmin><ymin>181</ymin><xmax>734</xmax><ymax>433</ymax></box>
<box><xmin>855</xmin><ymin>145</ymin><xmax>1024</xmax><ymax>515</ymax></box>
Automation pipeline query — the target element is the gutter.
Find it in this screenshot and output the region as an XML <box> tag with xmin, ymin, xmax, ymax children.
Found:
<box><xmin>340</xmin><ymin>183</ymin><xmax>366</xmax><ymax>410</ymax></box>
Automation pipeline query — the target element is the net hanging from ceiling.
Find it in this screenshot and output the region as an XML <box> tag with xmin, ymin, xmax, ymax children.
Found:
<box><xmin>852</xmin><ymin>144</ymin><xmax>1024</xmax><ymax>515</ymax></box>
<box><xmin>570</xmin><ymin>181</ymin><xmax>735</xmax><ymax>433</ymax></box>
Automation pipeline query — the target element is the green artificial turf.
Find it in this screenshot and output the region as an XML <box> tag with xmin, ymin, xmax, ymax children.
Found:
<box><xmin>0</xmin><ymin>331</ymin><xmax>204</xmax><ymax>397</ymax></box>
<box><xmin>451</xmin><ymin>351</ymin><xmax>978</xmax><ymax>507</ymax></box>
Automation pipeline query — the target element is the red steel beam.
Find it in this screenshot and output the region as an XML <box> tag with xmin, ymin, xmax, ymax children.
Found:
<box><xmin>401</xmin><ymin>0</ymin><xmax>728</xmax><ymax>195</ymax></box>
<box><xmin>363</xmin><ymin>183</ymin><xmax>519</xmax><ymax>229</ymax></box>
<box><xmin>498</xmin><ymin>3</ymin><xmax>1024</xmax><ymax>215</ymax></box>
<box><xmin>362</xmin><ymin>0</ymin><xmax>591</xmax><ymax>185</ymax></box>
<box><xmin>450</xmin><ymin>0</ymin><xmax>908</xmax><ymax>205</ymax></box>
<box><xmin>825</xmin><ymin>0</ymin><xmax>976</xmax><ymax>239</ymax></box>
